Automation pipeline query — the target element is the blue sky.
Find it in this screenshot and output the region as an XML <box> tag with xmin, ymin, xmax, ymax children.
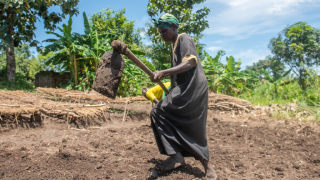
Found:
<box><xmin>32</xmin><ymin>0</ymin><xmax>320</xmax><ymax>69</ymax></box>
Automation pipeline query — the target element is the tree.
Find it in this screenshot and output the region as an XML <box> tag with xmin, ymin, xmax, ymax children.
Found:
<box><xmin>43</xmin><ymin>16</ymin><xmax>81</xmax><ymax>85</ymax></box>
<box><xmin>0</xmin><ymin>43</ymin><xmax>55</xmax><ymax>81</ymax></box>
<box><xmin>0</xmin><ymin>0</ymin><xmax>79</xmax><ymax>83</ymax></box>
<box><xmin>89</xmin><ymin>7</ymin><xmax>142</xmax><ymax>49</ymax></box>
<box><xmin>146</xmin><ymin>0</ymin><xmax>210</xmax><ymax>69</ymax></box>
<box><xmin>147</xmin><ymin>0</ymin><xmax>210</xmax><ymax>43</ymax></box>
<box><xmin>142</xmin><ymin>42</ymin><xmax>171</xmax><ymax>70</ymax></box>
<box><xmin>34</xmin><ymin>52</ymin><xmax>60</xmax><ymax>72</ymax></box>
<box><xmin>201</xmin><ymin>50</ymin><xmax>260</xmax><ymax>95</ymax></box>
<box><xmin>262</xmin><ymin>68</ymin><xmax>292</xmax><ymax>98</ymax></box>
<box><xmin>269</xmin><ymin>22</ymin><xmax>320</xmax><ymax>90</ymax></box>
<box><xmin>14</xmin><ymin>43</ymin><xmax>33</xmax><ymax>80</ymax></box>
<box><xmin>74</xmin><ymin>12</ymin><xmax>117</xmax><ymax>90</ymax></box>
<box><xmin>76</xmin><ymin>12</ymin><xmax>116</xmax><ymax>71</ymax></box>
<box><xmin>246</xmin><ymin>56</ymin><xmax>285</xmax><ymax>79</ymax></box>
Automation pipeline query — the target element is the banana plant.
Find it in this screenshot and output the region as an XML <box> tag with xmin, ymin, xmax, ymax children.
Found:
<box><xmin>118</xmin><ymin>59</ymin><xmax>153</xmax><ymax>97</ymax></box>
<box><xmin>202</xmin><ymin>50</ymin><xmax>260</xmax><ymax>95</ymax></box>
<box><xmin>201</xmin><ymin>50</ymin><xmax>225</xmax><ymax>92</ymax></box>
<box><xmin>43</xmin><ymin>16</ymin><xmax>81</xmax><ymax>86</ymax></box>
<box><xmin>75</xmin><ymin>12</ymin><xmax>118</xmax><ymax>72</ymax></box>
<box><xmin>262</xmin><ymin>68</ymin><xmax>292</xmax><ymax>98</ymax></box>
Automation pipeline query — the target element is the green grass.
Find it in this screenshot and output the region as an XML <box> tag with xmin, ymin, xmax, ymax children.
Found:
<box><xmin>236</xmin><ymin>80</ymin><xmax>320</xmax><ymax>123</ymax></box>
<box><xmin>237</xmin><ymin>81</ymin><xmax>315</xmax><ymax>106</ymax></box>
<box><xmin>0</xmin><ymin>77</ymin><xmax>35</xmax><ymax>91</ymax></box>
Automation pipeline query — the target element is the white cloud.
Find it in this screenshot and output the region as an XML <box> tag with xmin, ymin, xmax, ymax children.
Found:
<box><xmin>198</xmin><ymin>0</ymin><xmax>320</xmax><ymax>37</ymax></box>
<box><xmin>212</xmin><ymin>40</ymin><xmax>224</xmax><ymax>44</ymax></box>
<box><xmin>233</xmin><ymin>49</ymin><xmax>270</xmax><ymax>68</ymax></box>
<box><xmin>208</xmin><ymin>46</ymin><xmax>222</xmax><ymax>51</ymax></box>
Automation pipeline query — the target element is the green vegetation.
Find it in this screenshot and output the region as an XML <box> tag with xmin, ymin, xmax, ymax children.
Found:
<box><xmin>0</xmin><ymin>0</ymin><xmax>79</xmax><ymax>83</ymax></box>
<box><xmin>201</xmin><ymin>50</ymin><xmax>260</xmax><ymax>95</ymax></box>
<box><xmin>269</xmin><ymin>22</ymin><xmax>320</xmax><ymax>90</ymax></box>
<box><xmin>43</xmin><ymin>16</ymin><xmax>82</xmax><ymax>86</ymax></box>
<box><xmin>90</xmin><ymin>8</ymin><xmax>142</xmax><ymax>49</ymax></box>
<box><xmin>0</xmin><ymin>1</ymin><xmax>319</xmax><ymax>122</ymax></box>
<box><xmin>145</xmin><ymin>0</ymin><xmax>210</xmax><ymax>70</ymax></box>
<box><xmin>246</xmin><ymin>55</ymin><xmax>285</xmax><ymax>79</ymax></box>
<box><xmin>0</xmin><ymin>43</ymin><xmax>54</xmax><ymax>91</ymax></box>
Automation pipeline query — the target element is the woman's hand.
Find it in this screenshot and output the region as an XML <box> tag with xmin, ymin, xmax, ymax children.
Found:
<box><xmin>150</xmin><ymin>60</ymin><xmax>194</xmax><ymax>82</ymax></box>
<box><xmin>151</xmin><ymin>71</ymin><xmax>164</xmax><ymax>82</ymax></box>
<box><xmin>153</xmin><ymin>98</ymin><xmax>160</xmax><ymax>104</ymax></box>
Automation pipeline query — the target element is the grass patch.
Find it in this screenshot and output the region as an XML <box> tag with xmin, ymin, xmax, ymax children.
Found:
<box><xmin>0</xmin><ymin>77</ymin><xmax>35</xmax><ymax>92</ymax></box>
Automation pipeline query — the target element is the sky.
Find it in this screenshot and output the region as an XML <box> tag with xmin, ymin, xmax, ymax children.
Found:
<box><xmin>32</xmin><ymin>0</ymin><xmax>320</xmax><ymax>69</ymax></box>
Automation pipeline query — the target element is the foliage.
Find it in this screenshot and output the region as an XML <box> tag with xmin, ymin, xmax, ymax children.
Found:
<box><xmin>239</xmin><ymin>64</ymin><xmax>320</xmax><ymax>109</ymax></box>
<box><xmin>262</xmin><ymin>67</ymin><xmax>292</xmax><ymax>97</ymax></box>
<box><xmin>75</xmin><ymin>67</ymin><xmax>96</xmax><ymax>91</ymax></box>
<box><xmin>304</xmin><ymin>67</ymin><xmax>320</xmax><ymax>107</ymax></box>
<box><xmin>0</xmin><ymin>0</ymin><xmax>79</xmax><ymax>49</ymax></box>
<box><xmin>35</xmin><ymin>52</ymin><xmax>61</xmax><ymax>72</ymax></box>
<box><xmin>89</xmin><ymin>7</ymin><xmax>142</xmax><ymax>48</ymax></box>
<box><xmin>146</xmin><ymin>0</ymin><xmax>210</xmax><ymax>69</ymax></box>
<box><xmin>43</xmin><ymin>11</ymin><xmax>149</xmax><ymax>93</ymax></box>
<box><xmin>246</xmin><ymin>55</ymin><xmax>285</xmax><ymax>79</ymax></box>
<box><xmin>77</xmin><ymin>12</ymin><xmax>116</xmax><ymax>69</ymax></box>
<box><xmin>14</xmin><ymin>44</ymin><xmax>34</xmax><ymax>80</ymax></box>
<box><xmin>201</xmin><ymin>50</ymin><xmax>260</xmax><ymax>95</ymax></box>
<box><xmin>142</xmin><ymin>42</ymin><xmax>171</xmax><ymax>70</ymax></box>
<box><xmin>0</xmin><ymin>0</ymin><xmax>79</xmax><ymax>82</ymax></box>
<box><xmin>238</xmin><ymin>79</ymin><xmax>320</xmax><ymax>107</ymax></box>
<box><xmin>0</xmin><ymin>43</ymin><xmax>52</xmax><ymax>81</ymax></box>
<box><xmin>0</xmin><ymin>75</ymin><xmax>34</xmax><ymax>91</ymax></box>
<box><xmin>74</xmin><ymin>12</ymin><xmax>118</xmax><ymax>90</ymax></box>
<box><xmin>147</xmin><ymin>0</ymin><xmax>210</xmax><ymax>43</ymax></box>
<box><xmin>118</xmin><ymin>59</ymin><xmax>154</xmax><ymax>97</ymax></box>
<box><xmin>269</xmin><ymin>22</ymin><xmax>320</xmax><ymax>90</ymax></box>
<box><xmin>43</xmin><ymin>16</ymin><xmax>81</xmax><ymax>85</ymax></box>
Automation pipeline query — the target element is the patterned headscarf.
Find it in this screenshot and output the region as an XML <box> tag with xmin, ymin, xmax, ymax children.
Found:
<box><xmin>152</xmin><ymin>13</ymin><xmax>179</xmax><ymax>28</ymax></box>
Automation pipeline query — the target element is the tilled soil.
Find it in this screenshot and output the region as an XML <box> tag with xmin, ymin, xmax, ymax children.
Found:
<box><xmin>0</xmin><ymin>109</ymin><xmax>320</xmax><ymax>180</ymax></box>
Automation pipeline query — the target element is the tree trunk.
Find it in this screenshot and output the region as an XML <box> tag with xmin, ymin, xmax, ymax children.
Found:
<box><xmin>6</xmin><ymin>8</ymin><xmax>15</xmax><ymax>83</ymax></box>
<box><xmin>299</xmin><ymin>69</ymin><xmax>306</xmax><ymax>91</ymax></box>
<box><xmin>6</xmin><ymin>40</ymin><xmax>15</xmax><ymax>82</ymax></box>
<box><xmin>73</xmin><ymin>54</ymin><xmax>78</xmax><ymax>86</ymax></box>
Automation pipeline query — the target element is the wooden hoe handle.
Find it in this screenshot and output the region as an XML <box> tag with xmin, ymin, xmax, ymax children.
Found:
<box><xmin>111</xmin><ymin>40</ymin><xmax>170</xmax><ymax>95</ymax></box>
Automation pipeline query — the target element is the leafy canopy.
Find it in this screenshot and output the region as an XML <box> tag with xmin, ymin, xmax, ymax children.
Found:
<box><xmin>269</xmin><ymin>22</ymin><xmax>320</xmax><ymax>90</ymax></box>
<box><xmin>0</xmin><ymin>43</ymin><xmax>54</xmax><ymax>81</ymax></box>
<box><xmin>246</xmin><ymin>55</ymin><xmax>285</xmax><ymax>79</ymax></box>
<box><xmin>147</xmin><ymin>0</ymin><xmax>210</xmax><ymax>43</ymax></box>
<box><xmin>0</xmin><ymin>0</ymin><xmax>79</xmax><ymax>49</ymax></box>
<box><xmin>201</xmin><ymin>50</ymin><xmax>260</xmax><ymax>95</ymax></box>
<box><xmin>146</xmin><ymin>0</ymin><xmax>210</xmax><ymax>70</ymax></box>
<box><xmin>89</xmin><ymin>7</ymin><xmax>142</xmax><ymax>48</ymax></box>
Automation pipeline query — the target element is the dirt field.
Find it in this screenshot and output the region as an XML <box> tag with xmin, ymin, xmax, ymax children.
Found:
<box><xmin>0</xmin><ymin>104</ymin><xmax>320</xmax><ymax>180</ymax></box>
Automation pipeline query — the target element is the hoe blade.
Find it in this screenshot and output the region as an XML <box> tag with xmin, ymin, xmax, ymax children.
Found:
<box><xmin>92</xmin><ymin>50</ymin><xmax>125</xmax><ymax>99</ymax></box>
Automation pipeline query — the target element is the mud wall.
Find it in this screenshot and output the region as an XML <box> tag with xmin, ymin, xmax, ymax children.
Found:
<box><xmin>35</xmin><ymin>71</ymin><xmax>71</xmax><ymax>88</ymax></box>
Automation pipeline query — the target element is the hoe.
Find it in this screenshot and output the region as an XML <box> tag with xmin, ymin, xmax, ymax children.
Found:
<box><xmin>92</xmin><ymin>40</ymin><xmax>169</xmax><ymax>99</ymax></box>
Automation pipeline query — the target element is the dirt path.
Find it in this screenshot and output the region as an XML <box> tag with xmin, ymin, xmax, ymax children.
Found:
<box><xmin>0</xmin><ymin>110</ymin><xmax>320</xmax><ymax>180</ymax></box>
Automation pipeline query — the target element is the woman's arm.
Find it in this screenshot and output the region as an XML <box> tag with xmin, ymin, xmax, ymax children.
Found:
<box><xmin>151</xmin><ymin>59</ymin><xmax>195</xmax><ymax>81</ymax></box>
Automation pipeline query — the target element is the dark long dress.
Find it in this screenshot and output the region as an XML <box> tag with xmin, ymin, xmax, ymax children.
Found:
<box><xmin>150</xmin><ymin>33</ymin><xmax>209</xmax><ymax>160</ymax></box>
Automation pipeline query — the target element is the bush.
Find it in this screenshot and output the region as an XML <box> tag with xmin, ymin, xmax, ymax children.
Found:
<box><xmin>0</xmin><ymin>68</ymin><xmax>34</xmax><ymax>91</ymax></box>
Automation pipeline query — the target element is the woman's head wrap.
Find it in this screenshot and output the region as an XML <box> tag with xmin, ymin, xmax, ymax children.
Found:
<box><xmin>152</xmin><ymin>13</ymin><xmax>179</xmax><ymax>28</ymax></box>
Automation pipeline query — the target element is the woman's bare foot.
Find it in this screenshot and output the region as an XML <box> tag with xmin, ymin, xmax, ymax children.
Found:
<box><xmin>157</xmin><ymin>152</ymin><xmax>186</xmax><ymax>170</ymax></box>
<box><xmin>200</xmin><ymin>159</ymin><xmax>217</xmax><ymax>179</ymax></box>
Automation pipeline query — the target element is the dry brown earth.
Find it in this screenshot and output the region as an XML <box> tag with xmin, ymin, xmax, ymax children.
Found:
<box><xmin>0</xmin><ymin>103</ymin><xmax>320</xmax><ymax>180</ymax></box>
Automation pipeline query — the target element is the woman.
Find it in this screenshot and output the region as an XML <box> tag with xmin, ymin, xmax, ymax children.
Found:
<box><xmin>150</xmin><ymin>13</ymin><xmax>217</xmax><ymax>179</ymax></box>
